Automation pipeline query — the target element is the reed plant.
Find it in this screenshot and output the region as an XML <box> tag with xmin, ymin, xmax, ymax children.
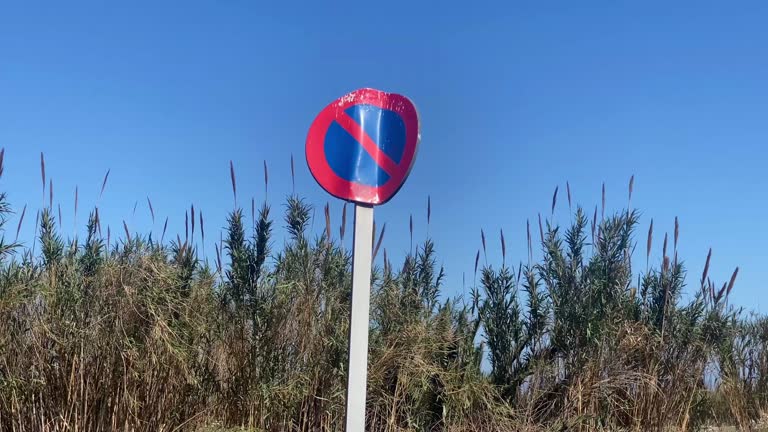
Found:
<box><xmin>0</xmin><ymin>152</ymin><xmax>764</xmax><ymax>431</ymax></box>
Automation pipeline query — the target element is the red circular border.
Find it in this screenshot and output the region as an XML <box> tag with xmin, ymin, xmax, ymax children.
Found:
<box><xmin>306</xmin><ymin>88</ymin><xmax>420</xmax><ymax>206</ymax></box>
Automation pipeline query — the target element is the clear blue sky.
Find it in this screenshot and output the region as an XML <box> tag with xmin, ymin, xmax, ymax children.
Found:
<box><xmin>1</xmin><ymin>2</ymin><xmax>766</xmax><ymax>310</ymax></box>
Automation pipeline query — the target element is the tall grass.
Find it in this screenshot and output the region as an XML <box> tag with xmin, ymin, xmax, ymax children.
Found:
<box><xmin>0</xmin><ymin>153</ymin><xmax>765</xmax><ymax>431</ymax></box>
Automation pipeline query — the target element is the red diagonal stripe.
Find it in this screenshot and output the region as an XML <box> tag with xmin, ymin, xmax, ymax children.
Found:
<box><xmin>335</xmin><ymin>112</ymin><xmax>400</xmax><ymax>177</ymax></box>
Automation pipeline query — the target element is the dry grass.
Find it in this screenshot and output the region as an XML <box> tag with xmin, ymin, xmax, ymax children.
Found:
<box><xmin>0</xmin><ymin>154</ymin><xmax>766</xmax><ymax>431</ymax></box>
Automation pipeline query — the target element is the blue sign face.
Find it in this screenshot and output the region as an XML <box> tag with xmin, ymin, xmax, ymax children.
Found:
<box><xmin>324</xmin><ymin>104</ymin><xmax>407</xmax><ymax>188</ymax></box>
<box><xmin>306</xmin><ymin>88</ymin><xmax>420</xmax><ymax>205</ymax></box>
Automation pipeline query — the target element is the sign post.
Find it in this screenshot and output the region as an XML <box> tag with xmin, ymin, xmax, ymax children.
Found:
<box><xmin>306</xmin><ymin>88</ymin><xmax>420</xmax><ymax>432</ymax></box>
<box><xmin>346</xmin><ymin>204</ymin><xmax>373</xmax><ymax>431</ymax></box>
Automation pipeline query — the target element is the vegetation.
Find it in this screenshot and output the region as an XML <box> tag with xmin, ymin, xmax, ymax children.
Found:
<box><xmin>0</xmin><ymin>152</ymin><xmax>766</xmax><ymax>431</ymax></box>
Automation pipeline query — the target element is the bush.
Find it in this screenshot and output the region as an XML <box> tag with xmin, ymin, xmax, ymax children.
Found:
<box><xmin>0</xmin><ymin>155</ymin><xmax>763</xmax><ymax>431</ymax></box>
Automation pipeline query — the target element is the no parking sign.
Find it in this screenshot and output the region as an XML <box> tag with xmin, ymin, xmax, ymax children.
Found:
<box><xmin>306</xmin><ymin>88</ymin><xmax>420</xmax><ymax>205</ymax></box>
<box><xmin>306</xmin><ymin>88</ymin><xmax>420</xmax><ymax>431</ymax></box>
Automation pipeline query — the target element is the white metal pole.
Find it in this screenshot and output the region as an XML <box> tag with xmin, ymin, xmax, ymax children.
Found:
<box><xmin>345</xmin><ymin>204</ymin><xmax>374</xmax><ymax>432</ymax></box>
